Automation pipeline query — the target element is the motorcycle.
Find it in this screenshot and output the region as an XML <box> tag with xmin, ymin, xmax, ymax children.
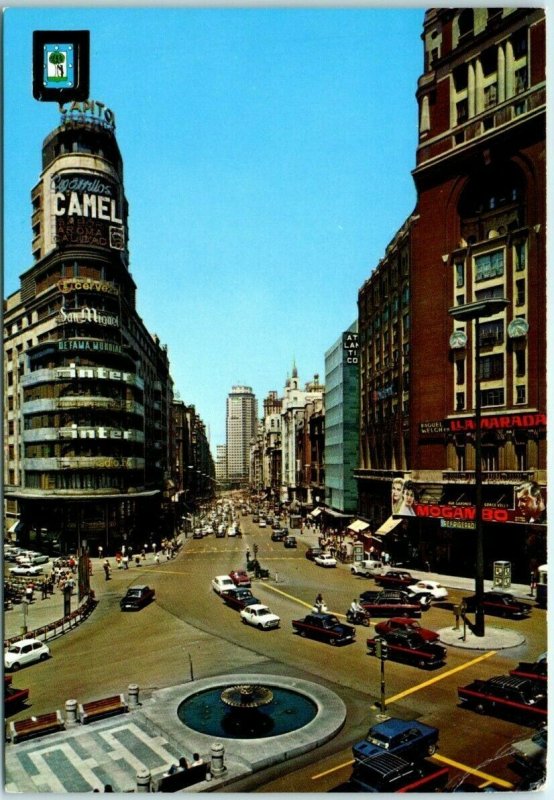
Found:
<box><xmin>312</xmin><ymin>602</ymin><xmax>328</xmax><ymax>614</ymax></box>
<box><xmin>346</xmin><ymin>607</ymin><xmax>371</xmax><ymax>626</ymax></box>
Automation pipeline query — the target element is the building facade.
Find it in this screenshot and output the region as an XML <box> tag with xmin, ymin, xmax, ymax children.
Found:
<box><xmin>325</xmin><ymin>323</ymin><xmax>360</xmax><ymax>515</ymax></box>
<box><xmin>261</xmin><ymin>390</ymin><xmax>282</xmax><ymax>498</ymax></box>
<box><xmin>4</xmin><ymin>100</ymin><xmax>174</xmax><ymax>554</ymax></box>
<box><xmin>225</xmin><ymin>385</ymin><xmax>258</xmax><ymax>488</ymax></box>
<box><xmin>357</xmin><ymin>8</ymin><xmax>546</xmax><ymax>580</ymax></box>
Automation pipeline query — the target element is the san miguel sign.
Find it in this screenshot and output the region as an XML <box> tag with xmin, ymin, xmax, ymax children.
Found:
<box><xmin>420</xmin><ymin>413</ymin><xmax>546</xmax><ymax>436</ymax></box>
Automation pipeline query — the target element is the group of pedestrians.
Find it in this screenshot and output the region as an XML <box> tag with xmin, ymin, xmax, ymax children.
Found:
<box><xmin>100</xmin><ymin>537</ymin><xmax>182</xmax><ymax>579</ymax></box>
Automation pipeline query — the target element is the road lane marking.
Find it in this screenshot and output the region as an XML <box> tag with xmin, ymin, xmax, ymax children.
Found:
<box><xmin>263</xmin><ymin>584</ymin><xmax>313</xmax><ymax>608</ymax></box>
<box><xmin>387</xmin><ymin>649</ymin><xmax>497</xmax><ymax>703</ymax></box>
<box><xmin>311</xmin><ymin>760</ymin><xmax>353</xmax><ymax>780</ymax></box>
<box><xmin>432</xmin><ymin>754</ymin><xmax>514</xmax><ymax>789</ymax></box>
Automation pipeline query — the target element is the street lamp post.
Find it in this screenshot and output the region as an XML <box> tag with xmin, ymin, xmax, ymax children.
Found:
<box><xmin>448</xmin><ymin>298</ymin><xmax>509</xmax><ymax>637</ymax></box>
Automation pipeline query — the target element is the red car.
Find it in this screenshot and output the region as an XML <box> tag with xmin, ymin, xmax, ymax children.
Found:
<box><xmin>229</xmin><ymin>570</ymin><xmax>251</xmax><ymax>588</ymax></box>
<box><xmin>374</xmin><ymin>617</ymin><xmax>440</xmax><ymax>642</ymax></box>
<box><xmin>4</xmin><ymin>675</ymin><xmax>29</xmax><ymax>714</ymax></box>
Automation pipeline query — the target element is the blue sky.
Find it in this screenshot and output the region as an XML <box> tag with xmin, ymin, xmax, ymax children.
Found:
<box><xmin>3</xmin><ymin>4</ymin><xmax>425</xmax><ymax>448</ymax></box>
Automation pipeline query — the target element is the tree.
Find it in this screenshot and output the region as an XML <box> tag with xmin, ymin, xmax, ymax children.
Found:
<box><xmin>48</xmin><ymin>50</ymin><xmax>66</xmax><ymax>78</ymax></box>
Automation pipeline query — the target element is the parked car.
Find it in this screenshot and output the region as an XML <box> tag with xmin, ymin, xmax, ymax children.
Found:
<box><xmin>215</xmin><ymin>526</ymin><xmax>226</xmax><ymax>538</ymax></box>
<box><xmin>292</xmin><ymin>613</ymin><xmax>355</xmax><ymax>646</ymax></box>
<box><xmin>193</xmin><ymin>529</ymin><xmax>203</xmax><ymax>539</ymax></box>
<box><xmin>367</xmin><ymin>630</ymin><xmax>447</xmax><ymax>668</ymax></box>
<box><xmin>350</xmin><ymin>559</ymin><xmax>384</xmax><ymax>578</ymax></box>
<box><xmin>406</xmin><ymin>580</ymin><xmax>448</xmax><ymax>602</ymax></box>
<box><xmin>240</xmin><ymin>604</ymin><xmax>280</xmax><ymax>630</ymax></box>
<box><xmin>352</xmin><ymin>717</ymin><xmax>439</xmax><ymax>763</ymax></box>
<box><xmin>375</xmin><ymin>570</ymin><xmax>418</xmax><ymax>590</ymax></box>
<box><xmin>374</xmin><ymin>617</ymin><xmax>440</xmax><ymax>642</ymax></box>
<box><xmin>463</xmin><ymin>591</ymin><xmax>533</xmax><ymax>619</ymax></box>
<box><xmin>211</xmin><ymin>575</ymin><xmax>236</xmax><ymax>595</ymax></box>
<box><xmin>4</xmin><ymin>675</ymin><xmax>30</xmax><ymax>714</ymax></box>
<box><xmin>457</xmin><ymin>675</ymin><xmax>547</xmax><ymax>723</ymax></box>
<box><xmin>4</xmin><ymin>639</ymin><xmax>51</xmax><ymax>671</ymax></box>
<box><xmin>229</xmin><ymin>570</ymin><xmax>251</xmax><ymax>588</ymax></box>
<box><xmin>305</xmin><ymin>546</ymin><xmax>323</xmax><ymax>561</ymax></box>
<box><xmin>360</xmin><ymin>590</ymin><xmax>424</xmax><ymax>618</ymax></box>
<box><xmin>283</xmin><ymin>536</ymin><xmax>297</xmax><ymax>549</ymax></box>
<box><xmin>510</xmin><ymin>656</ymin><xmax>547</xmax><ymax>684</ymax></box>
<box><xmin>348</xmin><ymin>753</ymin><xmax>449</xmax><ymax>793</ymax></box>
<box><xmin>511</xmin><ymin>725</ymin><xmax>547</xmax><ymax>770</ymax></box>
<box><xmin>314</xmin><ymin>552</ymin><xmax>337</xmax><ymax>568</ymax></box>
<box><xmin>271</xmin><ymin>530</ymin><xmax>287</xmax><ymax>542</ymax></box>
<box><xmin>120</xmin><ymin>585</ymin><xmax>155</xmax><ymax>611</ymax></box>
<box><xmin>223</xmin><ymin>587</ymin><xmax>260</xmax><ymax>611</ymax></box>
<box><xmin>8</xmin><ymin>565</ymin><xmax>44</xmax><ymax>577</ymax></box>
<box><xmin>258</xmin><ymin>519</ymin><xmax>267</xmax><ymax>528</ymax></box>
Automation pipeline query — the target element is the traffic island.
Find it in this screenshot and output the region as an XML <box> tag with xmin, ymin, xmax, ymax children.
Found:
<box><xmin>438</xmin><ymin>625</ymin><xmax>525</xmax><ymax>650</ymax></box>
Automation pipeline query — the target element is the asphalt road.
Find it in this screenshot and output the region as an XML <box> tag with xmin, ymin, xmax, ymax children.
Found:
<box><xmin>6</xmin><ymin>514</ymin><xmax>547</xmax><ymax>792</ymax></box>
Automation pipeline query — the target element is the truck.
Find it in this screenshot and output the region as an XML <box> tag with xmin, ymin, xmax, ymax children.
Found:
<box><xmin>457</xmin><ymin>675</ymin><xmax>547</xmax><ymax>723</ymax></box>
<box><xmin>350</xmin><ymin>558</ymin><xmax>383</xmax><ymax>578</ymax></box>
<box><xmin>348</xmin><ymin>752</ymin><xmax>449</xmax><ymax>793</ymax></box>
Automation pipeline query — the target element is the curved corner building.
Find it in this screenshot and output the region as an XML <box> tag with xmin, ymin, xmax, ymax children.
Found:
<box><xmin>4</xmin><ymin>101</ymin><xmax>173</xmax><ymax>554</ymax></box>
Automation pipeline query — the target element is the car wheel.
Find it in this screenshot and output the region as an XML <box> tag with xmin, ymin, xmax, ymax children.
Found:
<box><xmin>258</xmin><ymin>624</ymin><xmax>264</xmax><ymax>630</ymax></box>
<box><xmin>362</xmin><ymin>616</ymin><xmax>370</xmax><ymax>627</ymax></box>
<box><xmin>241</xmin><ymin>617</ymin><xmax>247</xmax><ymax>624</ymax></box>
<box><xmin>330</xmin><ymin>638</ymin><xmax>338</xmax><ymax>646</ymax></box>
<box><xmin>11</xmin><ymin>662</ymin><xmax>20</xmax><ymax>671</ymax></box>
<box><xmin>418</xmin><ymin>658</ymin><xmax>427</xmax><ymax>669</ymax></box>
<box><xmin>39</xmin><ymin>653</ymin><xmax>49</xmax><ymax>661</ymax></box>
<box><xmin>427</xmin><ymin>743</ymin><xmax>437</xmax><ymax>756</ymax></box>
<box><xmin>475</xmin><ymin>702</ymin><xmax>485</xmax><ymax>714</ymax></box>
<box><xmin>300</xmin><ymin>630</ymin><xmax>307</xmax><ymax>637</ymax></box>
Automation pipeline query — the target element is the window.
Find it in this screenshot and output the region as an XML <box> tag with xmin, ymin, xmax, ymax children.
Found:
<box><xmin>457</xmin><ymin>292</ymin><xmax>465</xmax><ymax>305</ymax></box>
<box><xmin>456</xmin><ymin>391</ymin><xmax>465</xmax><ymax>411</ymax></box>
<box><xmin>482</xmin><ymin>446</ymin><xmax>499</xmax><ymax>471</ymax></box>
<box><xmin>402</xmin><ymin>314</ymin><xmax>410</xmax><ymax>335</ymax></box>
<box><xmin>475</xmin><ymin>250</ymin><xmax>504</xmax><ymax>281</ymax></box>
<box><xmin>514</xmin><ymin>241</ymin><xmax>527</xmax><ymax>271</ymax></box>
<box><xmin>479</xmin><ymin>354</ymin><xmax>504</xmax><ymax>380</ymax></box>
<box><xmin>515</xmin><ymin>349</ymin><xmax>526</xmax><ymax>377</ymax></box>
<box><xmin>515</xmin><ymin>442</ymin><xmax>527</xmax><ymax>470</ymax></box>
<box><xmin>475</xmin><ymin>284</ymin><xmax>505</xmax><ymax>301</ymax></box>
<box><xmin>478</xmin><ymin>320</ymin><xmax>504</xmax><ymax>347</ymax></box>
<box><xmin>456</xmin><ymin>445</ymin><xmax>466</xmax><ymax>470</ymax></box>
<box><xmin>401</xmin><ymin>285</ymin><xmax>410</xmax><ymax>306</ymax></box>
<box><xmin>516</xmin><ymin>385</ymin><xmax>526</xmax><ymax>405</ymax></box>
<box><xmin>458</xmin><ymin>9</ymin><xmax>474</xmax><ymax>38</ymax></box>
<box><xmin>515</xmin><ymin>279</ymin><xmax>525</xmax><ymax>306</ymax></box>
<box><xmin>455</xmin><ymin>262</ymin><xmax>465</xmax><ymax>287</ymax></box>
<box><xmin>453</xmin><ymin>64</ymin><xmax>468</xmax><ymax>91</ymax></box>
<box><xmin>456</xmin><ymin>99</ymin><xmax>468</xmax><ymax>124</ymax></box>
<box><xmin>484</xmin><ymin>83</ymin><xmax>497</xmax><ymax>109</ymax></box>
<box><xmin>512</xmin><ymin>29</ymin><xmax>527</xmax><ymax>58</ymax></box>
<box><xmin>480</xmin><ymin>387</ymin><xmax>505</xmax><ymax>407</ymax></box>
<box><xmin>515</xmin><ymin>67</ymin><xmax>528</xmax><ymax>94</ymax></box>
<box><xmin>456</xmin><ymin>359</ymin><xmax>465</xmax><ymax>385</ymax></box>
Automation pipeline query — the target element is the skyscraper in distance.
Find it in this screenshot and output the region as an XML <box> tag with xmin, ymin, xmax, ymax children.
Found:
<box><xmin>226</xmin><ymin>385</ymin><xmax>258</xmax><ymax>487</ymax></box>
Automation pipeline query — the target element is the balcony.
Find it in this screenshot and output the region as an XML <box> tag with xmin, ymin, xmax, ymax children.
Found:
<box><xmin>442</xmin><ymin>470</ymin><xmax>534</xmax><ymax>484</ymax></box>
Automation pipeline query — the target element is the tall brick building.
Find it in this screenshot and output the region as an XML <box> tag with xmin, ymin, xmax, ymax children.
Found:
<box><xmin>357</xmin><ymin>7</ymin><xmax>546</xmax><ymax>580</ymax></box>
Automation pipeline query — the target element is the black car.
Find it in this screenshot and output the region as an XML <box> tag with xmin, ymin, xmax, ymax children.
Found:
<box><xmin>223</xmin><ymin>587</ymin><xmax>260</xmax><ymax>611</ymax></box>
<box><xmin>463</xmin><ymin>591</ymin><xmax>532</xmax><ymax>619</ymax></box>
<box><xmin>458</xmin><ymin>675</ymin><xmax>547</xmax><ymax>723</ymax></box>
<box><xmin>283</xmin><ymin>536</ymin><xmax>297</xmax><ymax>548</ymax></box>
<box><xmin>367</xmin><ymin>629</ymin><xmax>446</xmax><ymax>668</ymax></box>
<box><xmin>348</xmin><ymin>753</ymin><xmax>449</xmax><ymax>793</ymax></box>
<box><xmin>271</xmin><ymin>529</ymin><xmax>287</xmax><ymax>542</ymax></box>
<box><xmin>120</xmin><ymin>585</ymin><xmax>156</xmax><ymax>611</ymax></box>
<box><xmin>305</xmin><ymin>546</ymin><xmax>323</xmax><ymax>561</ymax></box>
<box><xmin>292</xmin><ymin>612</ymin><xmax>356</xmax><ymax>646</ymax></box>
<box><xmin>360</xmin><ymin>590</ymin><xmax>423</xmax><ymax>618</ymax></box>
<box><xmin>510</xmin><ymin>657</ymin><xmax>547</xmax><ymax>684</ymax></box>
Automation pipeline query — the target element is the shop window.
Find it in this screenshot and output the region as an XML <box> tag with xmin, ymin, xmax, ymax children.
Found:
<box><xmin>480</xmin><ymin>387</ymin><xmax>505</xmax><ymax>407</ymax></box>
<box><xmin>475</xmin><ymin>250</ymin><xmax>504</xmax><ymax>281</ymax></box>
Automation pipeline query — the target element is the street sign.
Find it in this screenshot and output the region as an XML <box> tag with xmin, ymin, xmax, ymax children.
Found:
<box><xmin>33</xmin><ymin>30</ymin><xmax>90</xmax><ymax>102</ymax></box>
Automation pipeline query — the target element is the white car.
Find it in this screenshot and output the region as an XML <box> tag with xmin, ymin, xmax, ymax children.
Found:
<box><xmin>351</xmin><ymin>559</ymin><xmax>383</xmax><ymax>577</ymax></box>
<box><xmin>240</xmin><ymin>604</ymin><xmax>280</xmax><ymax>630</ymax></box>
<box><xmin>407</xmin><ymin>580</ymin><xmax>449</xmax><ymax>602</ymax></box>
<box><xmin>211</xmin><ymin>575</ymin><xmax>235</xmax><ymax>595</ymax></box>
<box><xmin>5</xmin><ymin>638</ymin><xmax>51</xmax><ymax>670</ymax></box>
<box><xmin>314</xmin><ymin>552</ymin><xmax>337</xmax><ymax>568</ymax></box>
<box><xmin>9</xmin><ymin>565</ymin><xmax>44</xmax><ymax>576</ymax></box>
<box><xmin>258</xmin><ymin>519</ymin><xmax>267</xmax><ymax>528</ymax></box>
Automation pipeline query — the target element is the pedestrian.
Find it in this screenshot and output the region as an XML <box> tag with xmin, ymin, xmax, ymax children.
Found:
<box><xmin>122</xmin><ymin>554</ymin><xmax>129</xmax><ymax>570</ymax></box>
<box><xmin>116</xmin><ymin>553</ymin><xmax>122</xmax><ymax>569</ymax></box>
<box><xmin>152</xmin><ymin>542</ymin><xmax>157</xmax><ymax>555</ymax></box>
<box><xmin>121</xmin><ymin>544</ymin><xmax>126</xmax><ymax>557</ymax></box>
<box><xmin>25</xmin><ymin>583</ymin><xmax>34</xmax><ymax>603</ymax></box>
<box><xmin>98</xmin><ymin>545</ymin><xmax>103</xmax><ymax>559</ymax></box>
<box><xmin>530</xmin><ymin>569</ymin><xmax>537</xmax><ymax>597</ymax></box>
<box><xmin>103</xmin><ymin>560</ymin><xmax>111</xmax><ymax>581</ymax></box>
<box><xmin>155</xmin><ymin>553</ymin><xmax>160</xmax><ymax>565</ymax></box>
<box><xmin>135</xmin><ymin>555</ymin><xmax>141</xmax><ymax>567</ymax></box>
<box><xmin>41</xmin><ymin>580</ymin><xmax>48</xmax><ymax>600</ymax></box>
<box><xmin>141</xmin><ymin>549</ymin><xmax>146</xmax><ymax>561</ymax></box>
<box><xmin>190</xmin><ymin>753</ymin><xmax>203</xmax><ymax>767</ymax></box>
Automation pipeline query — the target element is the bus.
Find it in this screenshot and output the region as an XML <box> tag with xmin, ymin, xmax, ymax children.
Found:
<box><xmin>536</xmin><ymin>564</ymin><xmax>547</xmax><ymax>608</ymax></box>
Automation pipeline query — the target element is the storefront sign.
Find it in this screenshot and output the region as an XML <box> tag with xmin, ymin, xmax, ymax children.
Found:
<box><xmin>60</xmin><ymin>99</ymin><xmax>115</xmax><ymax>127</ymax></box>
<box><xmin>58</xmin><ymin>425</ymin><xmax>139</xmax><ymax>441</ymax></box>
<box><xmin>57</xmin><ymin>339</ymin><xmax>122</xmax><ymax>354</ymax></box>
<box><xmin>58</xmin><ymin>278</ymin><xmax>118</xmax><ymax>296</ymax></box>
<box><xmin>420</xmin><ymin>412</ymin><xmax>546</xmax><ymax>436</ymax></box>
<box><xmin>57</xmin><ymin>305</ymin><xmax>119</xmax><ymax>327</ymax></box>
<box><xmin>56</xmin><ymin>364</ymin><xmax>139</xmax><ymax>384</ymax></box>
<box><xmin>415</xmin><ymin>503</ymin><xmax>511</xmax><ymax>522</ymax></box>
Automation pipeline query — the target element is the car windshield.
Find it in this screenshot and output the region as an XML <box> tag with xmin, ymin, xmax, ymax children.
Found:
<box><xmin>8</xmin><ymin>645</ymin><xmax>23</xmax><ymax>653</ymax></box>
<box><xmin>127</xmin><ymin>589</ymin><xmax>142</xmax><ymax>596</ymax></box>
<box><xmin>324</xmin><ymin>616</ymin><xmax>340</xmax><ymax>627</ymax></box>
<box><xmin>367</xmin><ymin>733</ymin><xmax>390</xmax><ymax>748</ymax></box>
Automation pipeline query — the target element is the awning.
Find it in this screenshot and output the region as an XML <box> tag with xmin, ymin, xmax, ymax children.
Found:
<box><xmin>323</xmin><ymin>508</ymin><xmax>352</xmax><ymax>519</ymax></box>
<box><xmin>348</xmin><ymin>519</ymin><xmax>370</xmax><ymax>533</ymax></box>
<box><xmin>309</xmin><ymin>507</ymin><xmax>323</xmax><ymax>518</ymax></box>
<box><xmin>8</xmin><ymin>520</ymin><xmax>25</xmax><ymax>534</ymax></box>
<box><xmin>375</xmin><ymin>516</ymin><xmax>403</xmax><ymax>535</ymax></box>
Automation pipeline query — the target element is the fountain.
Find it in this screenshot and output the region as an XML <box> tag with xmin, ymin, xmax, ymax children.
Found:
<box><xmin>177</xmin><ymin>681</ymin><xmax>317</xmax><ymax>739</ymax></box>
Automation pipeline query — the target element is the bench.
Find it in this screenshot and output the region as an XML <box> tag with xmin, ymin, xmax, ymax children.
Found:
<box><xmin>78</xmin><ymin>694</ymin><xmax>128</xmax><ymax>724</ymax></box>
<box><xmin>9</xmin><ymin>710</ymin><xmax>64</xmax><ymax>743</ymax></box>
<box><xmin>152</xmin><ymin>763</ymin><xmax>208</xmax><ymax>792</ymax></box>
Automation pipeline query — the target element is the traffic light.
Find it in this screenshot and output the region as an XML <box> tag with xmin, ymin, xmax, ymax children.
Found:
<box><xmin>33</xmin><ymin>30</ymin><xmax>90</xmax><ymax>102</ymax></box>
<box><xmin>380</xmin><ymin>641</ymin><xmax>389</xmax><ymax>660</ymax></box>
<box><xmin>374</xmin><ymin>638</ymin><xmax>382</xmax><ymax>658</ymax></box>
